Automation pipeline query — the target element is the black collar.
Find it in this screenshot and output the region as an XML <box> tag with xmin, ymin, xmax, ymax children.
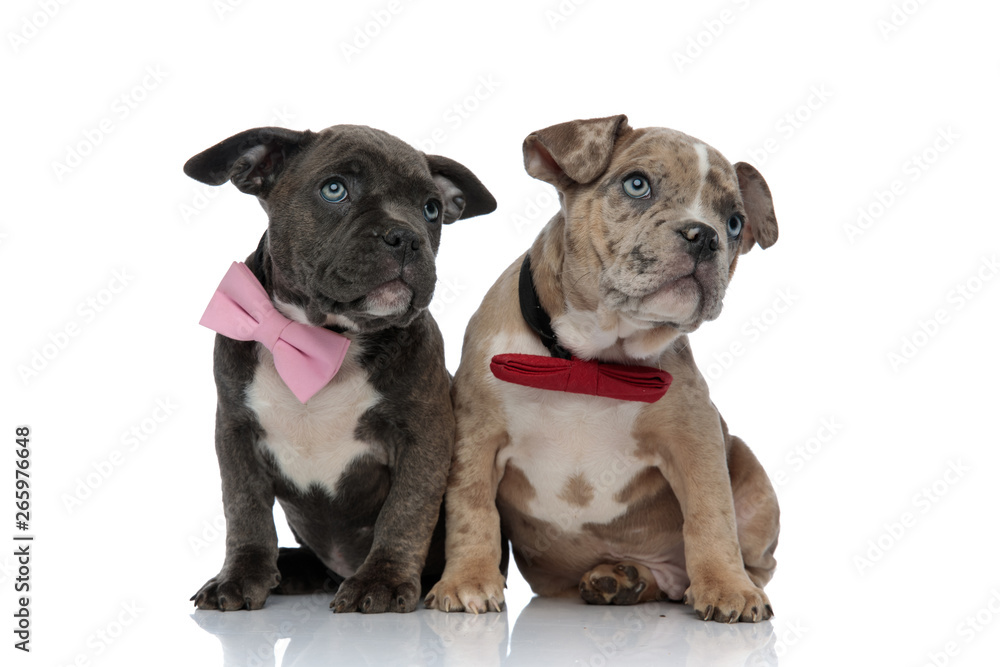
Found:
<box><xmin>519</xmin><ymin>254</ymin><xmax>572</xmax><ymax>360</ymax></box>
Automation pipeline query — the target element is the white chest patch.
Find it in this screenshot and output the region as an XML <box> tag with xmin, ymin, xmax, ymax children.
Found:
<box><xmin>246</xmin><ymin>344</ymin><xmax>384</xmax><ymax>495</ymax></box>
<box><xmin>489</xmin><ymin>333</ymin><xmax>649</xmax><ymax>530</ymax></box>
<box><xmin>550</xmin><ymin>308</ymin><xmax>622</xmax><ymax>361</ymax></box>
<box><xmin>551</xmin><ymin>306</ymin><xmax>669</xmax><ymax>363</ymax></box>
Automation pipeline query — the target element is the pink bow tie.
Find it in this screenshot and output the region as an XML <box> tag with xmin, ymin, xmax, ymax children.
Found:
<box><xmin>200</xmin><ymin>262</ymin><xmax>351</xmax><ymax>403</ymax></box>
<box><xmin>490</xmin><ymin>353</ymin><xmax>671</xmax><ymax>403</ymax></box>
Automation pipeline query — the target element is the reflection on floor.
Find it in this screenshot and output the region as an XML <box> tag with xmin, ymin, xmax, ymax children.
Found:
<box><xmin>191</xmin><ymin>593</ymin><xmax>777</xmax><ymax>666</ymax></box>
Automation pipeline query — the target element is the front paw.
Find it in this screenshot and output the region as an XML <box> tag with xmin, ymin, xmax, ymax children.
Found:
<box><xmin>191</xmin><ymin>564</ymin><xmax>281</xmax><ymax>611</ymax></box>
<box><xmin>425</xmin><ymin>569</ymin><xmax>506</xmax><ymax>614</ymax></box>
<box><xmin>684</xmin><ymin>575</ymin><xmax>773</xmax><ymax>623</ymax></box>
<box><xmin>330</xmin><ymin>567</ymin><xmax>420</xmax><ymax>614</ymax></box>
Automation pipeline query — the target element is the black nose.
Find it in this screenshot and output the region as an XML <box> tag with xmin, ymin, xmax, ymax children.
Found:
<box><xmin>679</xmin><ymin>223</ymin><xmax>719</xmax><ymax>261</ymax></box>
<box><xmin>383</xmin><ymin>228</ymin><xmax>420</xmax><ymax>250</ymax></box>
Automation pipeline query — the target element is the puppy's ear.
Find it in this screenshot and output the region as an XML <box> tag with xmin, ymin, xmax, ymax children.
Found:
<box><xmin>523</xmin><ymin>114</ymin><xmax>630</xmax><ymax>186</ymax></box>
<box><xmin>184</xmin><ymin>127</ymin><xmax>315</xmax><ymax>198</ymax></box>
<box><xmin>425</xmin><ymin>154</ymin><xmax>497</xmax><ymax>224</ymax></box>
<box><xmin>734</xmin><ymin>162</ymin><xmax>779</xmax><ymax>254</ymax></box>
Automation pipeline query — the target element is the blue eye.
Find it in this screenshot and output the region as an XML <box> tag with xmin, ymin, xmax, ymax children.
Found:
<box><xmin>727</xmin><ymin>214</ymin><xmax>744</xmax><ymax>238</ymax></box>
<box><xmin>320</xmin><ymin>180</ymin><xmax>348</xmax><ymax>203</ymax></box>
<box><xmin>622</xmin><ymin>174</ymin><xmax>651</xmax><ymax>199</ymax></box>
<box><xmin>423</xmin><ymin>200</ymin><xmax>440</xmax><ymax>223</ymax></box>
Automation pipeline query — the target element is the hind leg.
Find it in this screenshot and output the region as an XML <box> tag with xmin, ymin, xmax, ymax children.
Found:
<box><xmin>272</xmin><ymin>546</ymin><xmax>343</xmax><ymax>596</ymax></box>
<box><xmin>727</xmin><ymin>431</ymin><xmax>780</xmax><ymax>594</ymax></box>
<box><xmin>579</xmin><ymin>562</ymin><xmax>665</xmax><ymax>605</ymax></box>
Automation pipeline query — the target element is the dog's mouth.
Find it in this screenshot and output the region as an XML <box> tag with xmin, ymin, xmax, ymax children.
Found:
<box><xmin>651</xmin><ymin>273</ymin><xmax>700</xmax><ymax>298</ymax></box>
<box><xmin>303</xmin><ymin>278</ymin><xmax>417</xmax><ymax>328</ymax></box>
<box><xmin>602</xmin><ymin>254</ymin><xmax>729</xmax><ymax>331</ymax></box>
<box><xmin>362</xmin><ymin>278</ymin><xmax>413</xmax><ymax>317</ymax></box>
<box><xmin>625</xmin><ymin>273</ymin><xmax>702</xmax><ymax>322</ymax></box>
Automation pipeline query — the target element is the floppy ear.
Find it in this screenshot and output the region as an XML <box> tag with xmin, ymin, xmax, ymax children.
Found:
<box><xmin>523</xmin><ymin>114</ymin><xmax>630</xmax><ymax>187</ymax></box>
<box><xmin>183</xmin><ymin>127</ymin><xmax>315</xmax><ymax>198</ymax></box>
<box><xmin>734</xmin><ymin>162</ymin><xmax>779</xmax><ymax>254</ymax></box>
<box><xmin>424</xmin><ymin>154</ymin><xmax>497</xmax><ymax>224</ymax></box>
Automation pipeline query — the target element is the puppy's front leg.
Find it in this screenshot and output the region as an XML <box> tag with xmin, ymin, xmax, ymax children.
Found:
<box><xmin>661</xmin><ymin>428</ymin><xmax>772</xmax><ymax>623</ymax></box>
<box><xmin>425</xmin><ymin>402</ymin><xmax>508</xmax><ymax>613</ymax></box>
<box><xmin>331</xmin><ymin>421</ymin><xmax>452</xmax><ymax>614</ymax></box>
<box><xmin>193</xmin><ymin>341</ymin><xmax>280</xmax><ymax>610</ymax></box>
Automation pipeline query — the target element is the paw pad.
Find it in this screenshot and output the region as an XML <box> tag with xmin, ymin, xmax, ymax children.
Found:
<box><xmin>579</xmin><ymin>562</ymin><xmax>651</xmax><ymax>605</ymax></box>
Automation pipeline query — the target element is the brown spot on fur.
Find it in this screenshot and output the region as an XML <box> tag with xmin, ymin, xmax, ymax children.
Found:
<box><xmin>614</xmin><ymin>467</ymin><xmax>666</xmax><ymax>505</ymax></box>
<box><xmin>584</xmin><ymin>478</ymin><xmax>683</xmax><ymax>544</ymax></box>
<box><xmin>497</xmin><ymin>463</ymin><xmax>536</xmax><ymax>515</ymax></box>
<box><xmin>711</xmin><ymin>191</ymin><xmax>741</xmax><ymax>220</ymax></box>
<box><xmin>704</xmin><ymin>165</ymin><xmax>727</xmax><ymax>192</ymax></box>
<box><xmin>558</xmin><ymin>473</ymin><xmax>594</xmax><ymax>507</ymax></box>
<box><xmin>629</xmin><ymin>245</ymin><xmax>657</xmax><ymax>273</ymax></box>
<box><xmin>523</xmin><ymin>115</ymin><xmax>630</xmax><ymax>186</ymax></box>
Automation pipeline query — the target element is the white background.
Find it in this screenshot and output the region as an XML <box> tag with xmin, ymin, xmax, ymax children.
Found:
<box><xmin>3</xmin><ymin>0</ymin><xmax>999</xmax><ymax>665</ymax></box>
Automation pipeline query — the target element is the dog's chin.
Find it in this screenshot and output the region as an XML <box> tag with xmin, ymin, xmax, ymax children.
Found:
<box><xmin>306</xmin><ymin>279</ymin><xmax>426</xmax><ymax>332</ymax></box>
<box><xmin>362</xmin><ymin>279</ymin><xmax>413</xmax><ymax>317</ymax></box>
<box><xmin>625</xmin><ymin>274</ymin><xmax>724</xmax><ymax>332</ymax></box>
<box><xmin>639</xmin><ymin>275</ymin><xmax>701</xmax><ymax>321</ymax></box>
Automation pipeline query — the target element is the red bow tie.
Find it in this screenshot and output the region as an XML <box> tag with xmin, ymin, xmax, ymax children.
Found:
<box><xmin>489</xmin><ymin>254</ymin><xmax>672</xmax><ymax>403</ymax></box>
<box><xmin>490</xmin><ymin>354</ymin><xmax>671</xmax><ymax>403</ymax></box>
